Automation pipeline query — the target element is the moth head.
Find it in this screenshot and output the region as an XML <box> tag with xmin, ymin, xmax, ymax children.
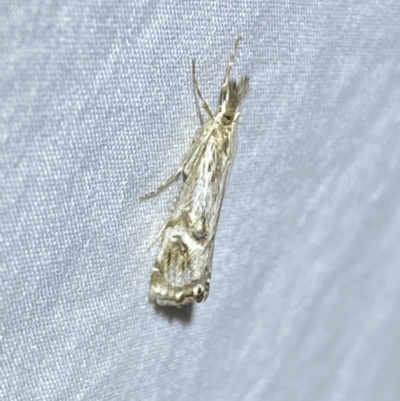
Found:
<box><xmin>221</xmin><ymin>110</ymin><xmax>235</xmax><ymax>126</ymax></box>
<box><xmin>219</xmin><ymin>75</ymin><xmax>250</xmax><ymax>125</ymax></box>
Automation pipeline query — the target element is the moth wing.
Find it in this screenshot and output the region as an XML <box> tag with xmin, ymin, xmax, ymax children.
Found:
<box><xmin>201</xmin><ymin>123</ymin><xmax>239</xmax><ymax>282</ymax></box>
<box><xmin>181</xmin><ymin>120</ymin><xmax>215</xmax><ymax>177</ymax></box>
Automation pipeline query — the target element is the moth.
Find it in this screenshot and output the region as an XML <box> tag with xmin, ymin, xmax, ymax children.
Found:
<box><xmin>140</xmin><ymin>36</ymin><xmax>249</xmax><ymax>307</ymax></box>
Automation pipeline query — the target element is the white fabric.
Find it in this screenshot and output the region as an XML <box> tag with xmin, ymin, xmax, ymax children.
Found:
<box><xmin>2</xmin><ymin>1</ymin><xmax>400</xmax><ymax>400</ymax></box>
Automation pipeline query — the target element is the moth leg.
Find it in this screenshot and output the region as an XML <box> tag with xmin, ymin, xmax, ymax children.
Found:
<box><xmin>140</xmin><ymin>134</ymin><xmax>206</xmax><ymax>201</ymax></box>
<box><xmin>148</xmin><ymin>220</ymin><xmax>168</xmax><ymax>249</ymax></box>
<box><xmin>139</xmin><ymin>169</ymin><xmax>182</xmax><ymax>200</ymax></box>
<box><xmin>192</xmin><ymin>59</ymin><xmax>214</xmax><ymax>120</ymax></box>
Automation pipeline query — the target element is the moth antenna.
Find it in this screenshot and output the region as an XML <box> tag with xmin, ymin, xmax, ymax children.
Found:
<box><xmin>192</xmin><ymin>59</ymin><xmax>214</xmax><ymax>119</ymax></box>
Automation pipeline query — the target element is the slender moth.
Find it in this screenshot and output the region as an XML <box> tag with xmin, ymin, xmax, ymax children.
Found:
<box><xmin>140</xmin><ymin>36</ymin><xmax>249</xmax><ymax>307</ymax></box>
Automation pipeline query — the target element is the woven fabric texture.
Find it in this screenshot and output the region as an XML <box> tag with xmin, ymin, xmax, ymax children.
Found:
<box><xmin>2</xmin><ymin>1</ymin><xmax>400</xmax><ymax>400</ymax></box>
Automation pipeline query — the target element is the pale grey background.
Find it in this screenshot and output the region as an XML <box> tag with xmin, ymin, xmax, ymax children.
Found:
<box><xmin>1</xmin><ymin>1</ymin><xmax>400</xmax><ymax>400</ymax></box>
